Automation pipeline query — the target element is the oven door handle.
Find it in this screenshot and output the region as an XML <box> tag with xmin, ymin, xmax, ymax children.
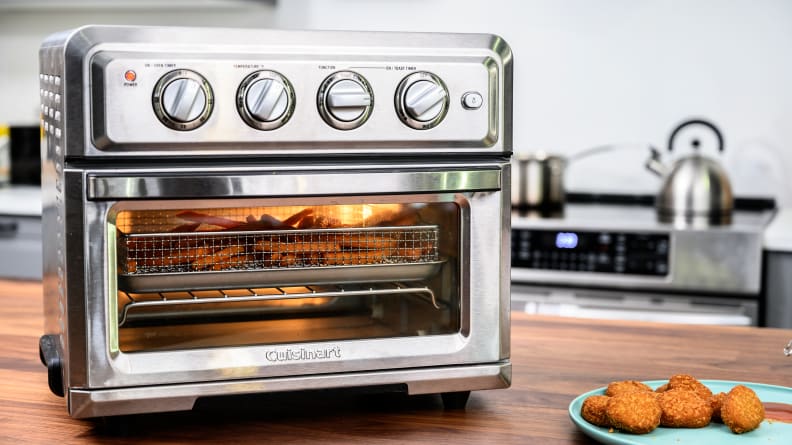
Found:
<box><xmin>86</xmin><ymin>169</ymin><xmax>502</xmax><ymax>200</ymax></box>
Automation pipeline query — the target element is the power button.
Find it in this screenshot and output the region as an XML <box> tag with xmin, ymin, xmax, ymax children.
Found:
<box><xmin>461</xmin><ymin>91</ymin><xmax>483</xmax><ymax>110</ymax></box>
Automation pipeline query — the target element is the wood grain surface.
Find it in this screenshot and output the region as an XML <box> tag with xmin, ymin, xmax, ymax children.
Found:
<box><xmin>1</xmin><ymin>278</ymin><xmax>790</xmax><ymax>444</ymax></box>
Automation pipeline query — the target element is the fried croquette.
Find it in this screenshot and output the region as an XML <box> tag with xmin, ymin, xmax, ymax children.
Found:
<box><xmin>667</xmin><ymin>374</ymin><xmax>713</xmax><ymax>400</ymax></box>
<box><xmin>581</xmin><ymin>395</ymin><xmax>611</xmax><ymax>427</ymax></box>
<box><xmin>655</xmin><ymin>383</ymin><xmax>670</xmax><ymax>393</ymax></box>
<box><xmin>606</xmin><ymin>391</ymin><xmax>662</xmax><ymax>434</ymax></box>
<box><xmin>721</xmin><ymin>385</ymin><xmax>764</xmax><ymax>434</ymax></box>
<box><xmin>710</xmin><ymin>392</ymin><xmax>727</xmax><ymax>422</ymax></box>
<box><xmin>605</xmin><ymin>380</ymin><xmax>653</xmax><ymax>397</ymax></box>
<box><xmin>657</xmin><ymin>388</ymin><xmax>713</xmax><ymax>428</ymax></box>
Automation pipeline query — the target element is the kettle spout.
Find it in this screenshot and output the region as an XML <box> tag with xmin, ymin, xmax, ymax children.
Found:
<box><xmin>645</xmin><ymin>146</ymin><xmax>667</xmax><ymax>177</ymax></box>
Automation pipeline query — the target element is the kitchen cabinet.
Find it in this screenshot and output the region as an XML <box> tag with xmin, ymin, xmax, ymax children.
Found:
<box><xmin>0</xmin><ymin>186</ymin><xmax>41</xmax><ymax>279</ymax></box>
<box><xmin>0</xmin><ymin>215</ymin><xmax>41</xmax><ymax>280</ymax></box>
<box><xmin>764</xmin><ymin>208</ymin><xmax>792</xmax><ymax>328</ymax></box>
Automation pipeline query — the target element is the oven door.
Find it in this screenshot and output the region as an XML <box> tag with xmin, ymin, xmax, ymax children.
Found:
<box><xmin>75</xmin><ymin>163</ymin><xmax>509</xmax><ymax>390</ymax></box>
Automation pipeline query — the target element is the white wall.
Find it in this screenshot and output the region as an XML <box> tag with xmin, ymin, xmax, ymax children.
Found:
<box><xmin>0</xmin><ymin>2</ymin><xmax>276</xmax><ymax>125</ymax></box>
<box><xmin>276</xmin><ymin>0</ymin><xmax>792</xmax><ymax>206</ymax></box>
<box><xmin>1</xmin><ymin>1</ymin><xmax>790</xmax><ymax>205</ymax></box>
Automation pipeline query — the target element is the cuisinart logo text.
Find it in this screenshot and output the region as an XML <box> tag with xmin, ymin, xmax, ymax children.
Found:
<box><xmin>265</xmin><ymin>346</ymin><xmax>341</xmax><ymax>362</ymax></box>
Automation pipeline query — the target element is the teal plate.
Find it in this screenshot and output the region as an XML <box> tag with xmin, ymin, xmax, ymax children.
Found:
<box><xmin>568</xmin><ymin>380</ymin><xmax>792</xmax><ymax>445</ymax></box>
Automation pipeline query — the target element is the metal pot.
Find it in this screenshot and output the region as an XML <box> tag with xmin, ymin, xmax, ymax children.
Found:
<box><xmin>511</xmin><ymin>152</ymin><xmax>566</xmax><ymax>209</ymax></box>
<box><xmin>645</xmin><ymin>119</ymin><xmax>733</xmax><ymax>225</ymax></box>
<box><xmin>510</xmin><ymin>145</ymin><xmax>631</xmax><ymax>210</ymax></box>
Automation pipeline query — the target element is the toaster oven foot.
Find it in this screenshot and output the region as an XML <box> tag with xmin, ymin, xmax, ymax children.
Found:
<box><xmin>94</xmin><ymin>415</ymin><xmax>136</xmax><ymax>436</ymax></box>
<box><xmin>38</xmin><ymin>334</ymin><xmax>64</xmax><ymax>397</ymax></box>
<box><xmin>440</xmin><ymin>391</ymin><xmax>471</xmax><ymax>410</ymax></box>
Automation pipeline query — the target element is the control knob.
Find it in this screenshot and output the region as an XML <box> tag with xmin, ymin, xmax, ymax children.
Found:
<box><xmin>317</xmin><ymin>71</ymin><xmax>374</xmax><ymax>130</ymax></box>
<box><xmin>152</xmin><ymin>69</ymin><xmax>213</xmax><ymax>131</ymax></box>
<box><xmin>395</xmin><ymin>71</ymin><xmax>449</xmax><ymax>130</ymax></box>
<box><xmin>237</xmin><ymin>70</ymin><xmax>295</xmax><ymax>130</ymax></box>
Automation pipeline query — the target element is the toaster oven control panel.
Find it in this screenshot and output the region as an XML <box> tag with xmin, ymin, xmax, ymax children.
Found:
<box><xmin>90</xmin><ymin>51</ymin><xmax>501</xmax><ymax>151</ymax></box>
<box><xmin>511</xmin><ymin>229</ymin><xmax>670</xmax><ymax>276</ymax></box>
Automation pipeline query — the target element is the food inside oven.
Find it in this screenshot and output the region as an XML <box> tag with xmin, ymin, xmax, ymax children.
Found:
<box><xmin>110</xmin><ymin>200</ymin><xmax>462</xmax><ymax>352</ymax></box>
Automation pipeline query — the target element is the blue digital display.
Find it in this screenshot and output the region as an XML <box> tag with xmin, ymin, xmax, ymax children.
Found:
<box><xmin>555</xmin><ymin>232</ymin><xmax>579</xmax><ymax>249</ymax></box>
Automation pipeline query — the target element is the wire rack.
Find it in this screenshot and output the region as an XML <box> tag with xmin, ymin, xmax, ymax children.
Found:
<box><xmin>117</xmin><ymin>283</ymin><xmax>439</xmax><ymax>327</ymax></box>
<box><xmin>120</xmin><ymin>225</ymin><xmax>440</xmax><ymax>275</ymax></box>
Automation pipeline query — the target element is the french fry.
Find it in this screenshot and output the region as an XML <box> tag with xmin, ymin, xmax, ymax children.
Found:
<box><xmin>191</xmin><ymin>245</ymin><xmax>244</xmax><ymax>270</ymax></box>
<box><xmin>175</xmin><ymin>211</ymin><xmax>241</xmax><ymax>229</ymax></box>
<box><xmin>338</xmin><ymin>234</ymin><xmax>398</xmax><ymax>249</ymax></box>
<box><xmin>282</xmin><ymin>208</ymin><xmax>314</xmax><ymax>227</ymax></box>
<box><xmin>255</xmin><ymin>239</ymin><xmax>340</xmax><ymax>254</ymax></box>
<box><xmin>323</xmin><ymin>250</ymin><xmax>390</xmax><ymax>265</ymax></box>
<box><xmin>211</xmin><ymin>254</ymin><xmax>255</xmax><ymax>271</ymax></box>
<box><xmin>278</xmin><ymin>253</ymin><xmax>298</xmax><ymax>267</ymax></box>
<box><xmin>133</xmin><ymin>245</ymin><xmax>214</xmax><ymax>269</ymax></box>
<box><xmin>169</xmin><ymin>222</ymin><xmax>201</xmax><ymax>233</ymax></box>
<box><xmin>297</xmin><ymin>215</ymin><xmax>341</xmax><ymax>229</ymax></box>
<box><xmin>399</xmin><ymin>247</ymin><xmax>425</xmax><ymax>261</ymax></box>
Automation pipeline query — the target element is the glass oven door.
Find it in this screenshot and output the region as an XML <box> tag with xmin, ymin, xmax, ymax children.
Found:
<box><xmin>79</xmin><ymin>165</ymin><xmax>509</xmax><ymax>389</ymax></box>
<box><xmin>111</xmin><ymin>199</ymin><xmax>461</xmax><ymax>352</ymax></box>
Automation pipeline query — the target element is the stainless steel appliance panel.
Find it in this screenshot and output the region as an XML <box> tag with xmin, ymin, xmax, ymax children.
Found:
<box><xmin>511</xmin><ymin>204</ymin><xmax>771</xmax><ymax>295</ymax></box>
<box><xmin>91</xmin><ymin>52</ymin><xmax>498</xmax><ymax>150</ymax></box>
<box><xmin>45</xmin><ymin>26</ymin><xmax>512</xmax><ymax>158</ymax></box>
<box><xmin>512</xmin><ymin>284</ymin><xmax>758</xmax><ymax>326</ymax></box>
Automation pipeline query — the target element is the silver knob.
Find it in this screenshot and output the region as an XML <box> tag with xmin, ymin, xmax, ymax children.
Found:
<box><xmin>153</xmin><ymin>69</ymin><xmax>213</xmax><ymax>131</ymax></box>
<box><xmin>163</xmin><ymin>79</ymin><xmax>205</xmax><ymax>122</ymax></box>
<box><xmin>395</xmin><ymin>72</ymin><xmax>449</xmax><ymax>130</ymax></box>
<box><xmin>237</xmin><ymin>70</ymin><xmax>295</xmax><ymax>131</ymax></box>
<box><xmin>318</xmin><ymin>71</ymin><xmax>374</xmax><ymax>130</ymax></box>
<box><xmin>405</xmin><ymin>81</ymin><xmax>446</xmax><ymax>121</ymax></box>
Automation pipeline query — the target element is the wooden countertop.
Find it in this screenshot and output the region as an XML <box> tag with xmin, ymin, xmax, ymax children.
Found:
<box><xmin>1</xmin><ymin>278</ymin><xmax>790</xmax><ymax>444</ymax></box>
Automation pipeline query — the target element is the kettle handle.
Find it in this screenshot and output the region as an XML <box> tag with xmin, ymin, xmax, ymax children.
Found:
<box><xmin>668</xmin><ymin>118</ymin><xmax>724</xmax><ymax>153</ymax></box>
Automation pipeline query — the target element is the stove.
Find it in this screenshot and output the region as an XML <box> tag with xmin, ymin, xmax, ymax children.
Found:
<box><xmin>510</xmin><ymin>195</ymin><xmax>775</xmax><ymax>326</ymax></box>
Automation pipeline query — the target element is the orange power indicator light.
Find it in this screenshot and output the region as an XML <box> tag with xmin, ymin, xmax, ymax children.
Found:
<box><xmin>124</xmin><ymin>70</ymin><xmax>137</xmax><ymax>82</ymax></box>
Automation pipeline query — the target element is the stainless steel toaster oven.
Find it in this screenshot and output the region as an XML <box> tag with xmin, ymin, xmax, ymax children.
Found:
<box><xmin>38</xmin><ymin>25</ymin><xmax>512</xmax><ymax>418</ymax></box>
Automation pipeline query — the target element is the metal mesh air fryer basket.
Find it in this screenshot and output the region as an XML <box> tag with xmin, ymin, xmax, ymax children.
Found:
<box><xmin>117</xmin><ymin>225</ymin><xmax>443</xmax><ymax>292</ymax></box>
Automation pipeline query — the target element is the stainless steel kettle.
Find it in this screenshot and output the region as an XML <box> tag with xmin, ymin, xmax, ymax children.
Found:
<box><xmin>645</xmin><ymin>119</ymin><xmax>733</xmax><ymax>225</ymax></box>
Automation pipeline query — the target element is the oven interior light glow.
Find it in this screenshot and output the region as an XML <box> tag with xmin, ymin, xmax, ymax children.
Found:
<box><xmin>555</xmin><ymin>232</ymin><xmax>579</xmax><ymax>249</ymax></box>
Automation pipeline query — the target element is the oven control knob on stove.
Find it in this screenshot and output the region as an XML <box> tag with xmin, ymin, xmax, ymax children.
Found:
<box><xmin>152</xmin><ymin>69</ymin><xmax>214</xmax><ymax>131</ymax></box>
<box><xmin>237</xmin><ymin>70</ymin><xmax>295</xmax><ymax>131</ymax></box>
<box><xmin>395</xmin><ymin>71</ymin><xmax>449</xmax><ymax>130</ymax></box>
<box><xmin>317</xmin><ymin>71</ymin><xmax>374</xmax><ymax>130</ymax></box>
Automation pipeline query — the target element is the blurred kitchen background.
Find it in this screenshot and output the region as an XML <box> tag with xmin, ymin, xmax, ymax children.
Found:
<box><xmin>1</xmin><ymin>0</ymin><xmax>790</xmax><ymax>326</ymax></box>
